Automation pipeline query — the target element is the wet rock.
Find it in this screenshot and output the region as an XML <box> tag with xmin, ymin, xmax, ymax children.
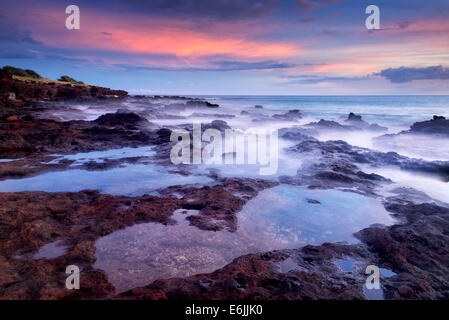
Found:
<box><xmin>356</xmin><ymin>200</ymin><xmax>449</xmax><ymax>299</ymax></box>
<box><xmin>285</xmin><ymin>134</ymin><xmax>449</xmax><ymax>181</ymax></box>
<box><xmin>345</xmin><ymin>113</ymin><xmax>387</xmax><ymax>132</ymax></box>
<box><xmin>305</xmin><ymin>119</ymin><xmax>354</xmax><ymax>131</ymax></box>
<box><xmin>376</xmin><ymin>116</ymin><xmax>449</xmax><ymax>153</ymax></box>
<box><xmin>409</xmin><ymin>116</ymin><xmax>449</xmax><ymax>136</ymax></box>
<box><xmin>202</xmin><ymin>120</ymin><xmax>231</xmax><ymax>132</ymax></box>
<box><xmin>160</xmin><ymin>178</ymin><xmax>278</xmax><ymax>232</ymax></box>
<box><xmin>114</xmin><ymin>193</ymin><xmax>449</xmax><ymax>300</ymax></box>
<box><xmin>6</xmin><ymin>116</ymin><xmax>21</xmax><ymax>121</ymax></box>
<box><xmin>0</xmin><ymin>176</ymin><xmax>278</xmax><ymax>299</ymax></box>
<box><xmin>347</xmin><ymin>112</ymin><xmax>362</xmax><ymax>121</ymax></box>
<box><xmin>291</xmin><ymin>115</ymin><xmax>387</xmax><ymax>133</ymax></box>
<box><xmin>94</xmin><ymin>112</ymin><xmax>150</xmax><ymax>127</ymax></box>
<box><xmin>190</xmin><ymin>113</ymin><xmax>235</xmax><ymax>119</ymax></box>
<box><xmin>186</xmin><ymin>100</ymin><xmax>219</xmax><ymax>108</ymax></box>
<box><xmin>0</xmin><ymin>115</ymin><xmax>157</xmax><ymax>180</ymax></box>
<box><xmin>155</xmin><ymin>128</ymin><xmax>172</xmax><ymax>144</ymax></box>
<box><xmin>272</xmin><ymin>109</ymin><xmax>303</xmax><ymax>121</ymax></box>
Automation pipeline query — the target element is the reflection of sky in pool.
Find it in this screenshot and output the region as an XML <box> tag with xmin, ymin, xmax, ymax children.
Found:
<box><xmin>238</xmin><ymin>185</ymin><xmax>395</xmax><ymax>246</ymax></box>
<box><xmin>0</xmin><ymin>163</ymin><xmax>213</xmax><ymax>196</ymax></box>
<box><xmin>0</xmin><ymin>159</ymin><xmax>19</xmax><ymax>162</ymax></box>
<box><xmin>334</xmin><ymin>257</ymin><xmax>397</xmax><ymax>300</ymax></box>
<box><xmin>33</xmin><ymin>240</ymin><xmax>69</xmax><ymax>260</ymax></box>
<box><xmin>335</xmin><ymin>258</ymin><xmax>357</xmax><ymax>272</ymax></box>
<box><xmin>94</xmin><ymin>185</ymin><xmax>395</xmax><ymax>293</ymax></box>
<box><xmin>46</xmin><ymin>146</ymin><xmax>155</xmax><ymax>165</ymax></box>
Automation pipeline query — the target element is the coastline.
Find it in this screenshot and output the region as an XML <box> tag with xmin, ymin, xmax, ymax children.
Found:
<box><xmin>1</xmin><ymin>71</ymin><xmax>449</xmax><ymax>300</ymax></box>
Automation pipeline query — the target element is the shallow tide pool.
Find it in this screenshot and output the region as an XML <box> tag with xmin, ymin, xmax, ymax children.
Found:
<box><xmin>0</xmin><ymin>163</ymin><xmax>213</xmax><ymax>196</ymax></box>
<box><xmin>45</xmin><ymin>146</ymin><xmax>155</xmax><ymax>165</ymax></box>
<box><xmin>94</xmin><ymin>185</ymin><xmax>395</xmax><ymax>293</ymax></box>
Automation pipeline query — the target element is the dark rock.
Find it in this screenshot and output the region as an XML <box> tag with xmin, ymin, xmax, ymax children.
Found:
<box><xmin>301</xmin><ymin>116</ymin><xmax>387</xmax><ymax>132</ymax></box>
<box><xmin>306</xmin><ymin>119</ymin><xmax>354</xmax><ymax>131</ymax></box>
<box><xmin>190</xmin><ymin>113</ymin><xmax>235</xmax><ymax>119</ymax></box>
<box><xmin>287</xmin><ymin>134</ymin><xmax>449</xmax><ymax>181</ymax></box>
<box><xmin>113</xmin><ymin>195</ymin><xmax>449</xmax><ymax>300</ymax></box>
<box><xmin>186</xmin><ymin>100</ymin><xmax>219</xmax><ymax>108</ymax></box>
<box><xmin>272</xmin><ymin>109</ymin><xmax>303</xmax><ymax>121</ymax></box>
<box><xmin>0</xmin><ymin>177</ymin><xmax>279</xmax><ymax>299</ymax></box>
<box><xmin>155</xmin><ymin>128</ymin><xmax>172</xmax><ymax>143</ymax></box>
<box><xmin>0</xmin><ymin>71</ymin><xmax>128</xmax><ymax>108</ymax></box>
<box><xmin>94</xmin><ymin>112</ymin><xmax>149</xmax><ymax>127</ymax></box>
<box><xmin>202</xmin><ymin>120</ymin><xmax>231</xmax><ymax>132</ymax></box>
<box><xmin>345</xmin><ymin>113</ymin><xmax>388</xmax><ymax>132</ymax></box>
<box><xmin>409</xmin><ymin>116</ymin><xmax>449</xmax><ymax>136</ymax></box>
<box><xmin>347</xmin><ymin>112</ymin><xmax>362</xmax><ymax>121</ymax></box>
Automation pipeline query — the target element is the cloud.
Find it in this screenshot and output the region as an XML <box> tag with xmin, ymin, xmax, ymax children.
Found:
<box><xmin>0</xmin><ymin>15</ymin><xmax>40</xmax><ymax>45</ymax></box>
<box><xmin>283</xmin><ymin>65</ymin><xmax>449</xmax><ymax>85</ymax></box>
<box><xmin>213</xmin><ymin>60</ymin><xmax>295</xmax><ymax>70</ymax></box>
<box><xmin>281</xmin><ymin>74</ymin><xmax>368</xmax><ymax>84</ymax></box>
<box><xmin>377</xmin><ymin>65</ymin><xmax>449</xmax><ymax>83</ymax></box>
<box><xmin>292</xmin><ymin>0</ymin><xmax>341</xmax><ymax>14</ymax></box>
<box><xmin>96</xmin><ymin>0</ymin><xmax>279</xmax><ymax>21</ymax></box>
<box><xmin>115</xmin><ymin>59</ymin><xmax>295</xmax><ymax>72</ymax></box>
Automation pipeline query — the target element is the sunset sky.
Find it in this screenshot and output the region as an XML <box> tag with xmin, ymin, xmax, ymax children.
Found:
<box><xmin>1</xmin><ymin>0</ymin><xmax>448</xmax><ymax>95</ymax></box>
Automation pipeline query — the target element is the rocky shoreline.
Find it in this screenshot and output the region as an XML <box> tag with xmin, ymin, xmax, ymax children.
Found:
<box><xmin>0</xmin><ymin>72</ymin><xmax>448</xmax><ymax>300</ymax></box>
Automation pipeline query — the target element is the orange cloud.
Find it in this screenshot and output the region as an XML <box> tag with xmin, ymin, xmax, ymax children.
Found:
<box><xmin>29</xmin><ymin>9</ymin><xmax>299</xmax><ymax>62</ymax></box>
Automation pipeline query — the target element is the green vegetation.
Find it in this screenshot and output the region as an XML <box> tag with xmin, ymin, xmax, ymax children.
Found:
<box><xmin>2</xmin><ymin>65</ymin><xmax>91</xmax><ymax>87</ymax></box>
<box><xmin>2</xmin><ymin>66</ymin><xmax>42</xmax><ymax>79</ymax></box>
<box><xmin>58</xmin><ymin>75</ymin><xmax>84</xmax><ymax>85</ymax></box>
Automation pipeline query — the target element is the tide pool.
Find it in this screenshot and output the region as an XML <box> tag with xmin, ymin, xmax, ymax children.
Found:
<box><xmin>0</xmin><ymin>163</ymin><xmax>213</xmax><ymax>196</ymax></box>
<box><xmin>94</xmin><ymin>185</ymin><xmax>395</xmax><ymax>293</ymax></box>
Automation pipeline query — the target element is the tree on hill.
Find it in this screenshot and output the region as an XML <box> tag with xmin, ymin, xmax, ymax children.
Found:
<box><xmin>58</xmin><ymin>75</ymin><xmax>84</xmax><ymax>84</ymax></box>
<box><xmin>2</xmin><ymin>66</ymin><xmax>42</xmax><ymax>79</ymax></box>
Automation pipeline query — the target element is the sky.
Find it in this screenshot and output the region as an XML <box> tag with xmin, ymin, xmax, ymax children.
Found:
<box><xmin>0</xmin><ymin>0</ymin><xmax>448</xmax><ymax>95</ymax></box>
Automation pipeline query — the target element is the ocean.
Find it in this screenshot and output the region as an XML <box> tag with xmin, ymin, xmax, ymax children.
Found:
<box><xmin>203</xmin><ymin>95</ymin><xmax>449</xmax><ymax>131</ymax></box>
